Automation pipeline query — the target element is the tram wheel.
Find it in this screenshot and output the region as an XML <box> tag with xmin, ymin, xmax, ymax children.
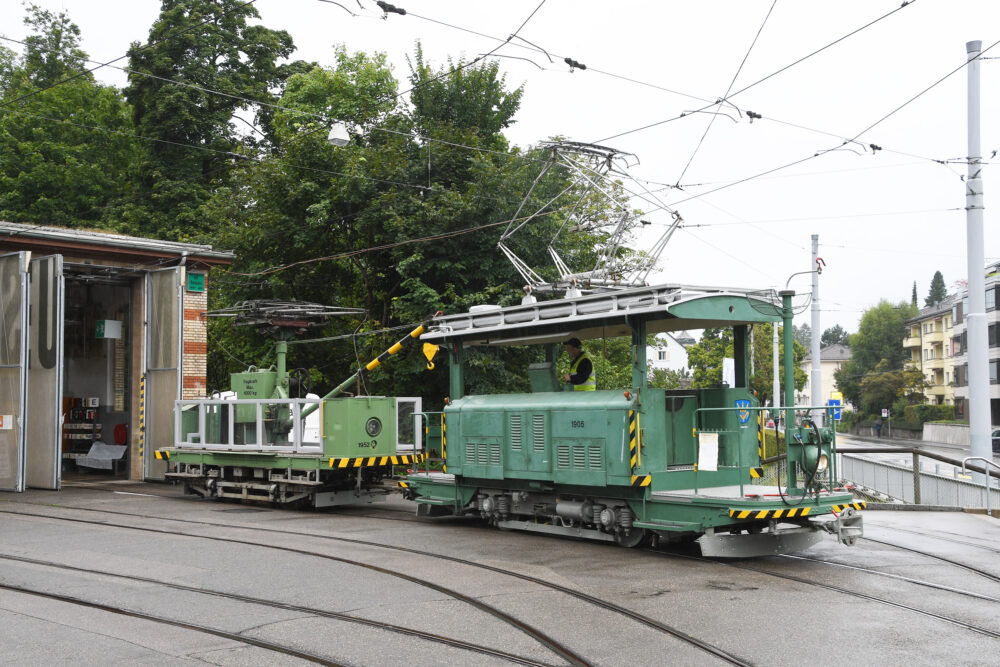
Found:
<box><xmin>614</xmin><ymin>528</ymin><xmax>650</xmax><ymax>548</ymax></box>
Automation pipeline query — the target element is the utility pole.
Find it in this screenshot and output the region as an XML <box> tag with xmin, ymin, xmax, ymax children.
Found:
<box><xmin>811</xmin><ymin>234</ymin><xmax>822</xmax><ymax>425</ymax></box>
<box><xmin>965</xmin><ymin>40</ymin><xmax>990</xmax><ymax>480</ymax></box>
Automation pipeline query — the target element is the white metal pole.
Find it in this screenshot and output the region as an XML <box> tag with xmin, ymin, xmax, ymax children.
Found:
<box><xmin>811</xmin><ymin>234</ymin><xmax>822</xmax><ymax>425</ymax></box>
<box><xmin>965</xmin><ymin>40</ymin><xmax>990</xmax><ymax>481</ymax></box>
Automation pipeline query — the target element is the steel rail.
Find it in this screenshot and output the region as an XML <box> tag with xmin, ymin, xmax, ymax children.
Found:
<box><xmin>0</xmin><ymin>581</ymin><xmax>345</xmax><ymax>666</ymax></box>
<box><xmin>655</xmin><ymin>551</ymin><xmax>1000</xmax><ymax>639</ymax></box>
<box><xmin>0</xmin><ymin>553</ymin><xmax>550</xmax><ymax>667</ymax></box>
<box><xmin>0</xmin><ymin>507</ymin><xmax>589</xmax><ymax>667</ymax></box>
<box><xmin>1</xmin><ymin>502</ymin><xmax>750</xmax><ymax>666</ymax></box>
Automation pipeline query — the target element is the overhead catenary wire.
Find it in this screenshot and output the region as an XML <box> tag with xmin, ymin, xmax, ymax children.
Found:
<box><xmin>594</xmin><ymin>0</ymin><xmax>919</xmax><ymax>144</ymax></box>
<box><xmin>674</xmin><ymin>0</ymin><xmax>777</xmax><ymax>186</ymax></box>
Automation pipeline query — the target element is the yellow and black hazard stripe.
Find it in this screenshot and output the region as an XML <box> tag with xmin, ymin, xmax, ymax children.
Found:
<box><xmin>154</xmin><ymin>449</ymin><xmax>169</xmax><ymax>460</ymax></box>
<box><xmin>749</xmin><ymin>466</ymin><xmax>764</xmax><ymax>479</ymax></box>
<box><xmin>831</xmin><ymin>501</ymin><xmax>867</xmax><ymax>513</ymax></box>
<box><xmin>756</xmin><ymin>413</ymin><xmax>764</xmax><ymax>459</ymax></box>
<box><xmin>729</xmin><ymin>506</ymin><xmax>814</xmax><ymax>520</ymax></box>
<box><xmin>329</xmin><ymin>453</ymin><xmax>426</xmax><ymax>469</ymax></box>
<box><xmin>441</xmin><ymin>413</ymin><xmax>447</xmax><ymax>473</ymax></box>
<box><xmin>628</xmin><ymin>410</ymin><xmax>639</xmax><ymax>469</ymax></box>
<box><xmin>364</xmin><ymin>324</ymin><xmax>426</xmax><ymax>373</ymax></box>
<box><xmin>139</xmin><ymin>374</ymin><xmax>146</xmax><ymax>460</ymax></box>
<box><xmin>397</xmin><ymin>480</ymin><xmax>409</xmax><ymax>489</ymax></box>
<box><xmin>627</xmin><ymin>411</ymin><xmax>650</xmax><ymax>487</ymax></box>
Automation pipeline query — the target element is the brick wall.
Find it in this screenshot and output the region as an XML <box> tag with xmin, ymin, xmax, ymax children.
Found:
<box><xmin>182</xmin><ymin>276</ymin><xmax>208</xmax><ymax>399</ymax></box>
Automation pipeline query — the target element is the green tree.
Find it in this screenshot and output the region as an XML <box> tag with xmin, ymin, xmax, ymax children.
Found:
<box><xmin>820</xmin><ymin>324</ymin><xmax>849</xmax><ymax>347</ymax></box>
<box><xmin>206</xmin><ymin>48</ymin><xmax>616</xmax><ymax>405</ymax></box>
<box><xmin>859</xmin><ymin>359</ymin><xmax>927</xmax><ymax>414</ymax></box>
<box><xmin>925</xmin><ymin>270</ymin><xmax>947</xmax><ymax>306</ymax></box>
<box><xmin>124</xmin><ymin>0</ymin><xmax>295</xmax><ymax>240</ymax></box>
<box><xmin>911</xmin><ymin>281</ymin><xmax>918</xmax><ymax>307</ymax></box>
<box><xmin>793</xmin><ymin>322</ymin><xmax>810</xmax><ymax>348</ymax></box>
<box><xmin>687</xmin><ymin>325</ymin><xmax>805</xmax><ymax>400</ymax></box>
<box><xmin>834</xmin><ymin>300</ymin><xmax>917</xmax><ymax>409</ymax></box>
<box><xmin>0</xmin><ymin>5</ymin><xmax>137</xmax><ymax>227</ymax></box>
<box><xmin>649</xmin><ymin>367</ymin><xmax>690</xmax><ymax>389</ymax></box>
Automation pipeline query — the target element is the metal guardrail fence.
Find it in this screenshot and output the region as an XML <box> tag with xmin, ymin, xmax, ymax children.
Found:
<box><xmin>838</xmin><ymin>453</ymin><xmax>1000</xmax><ymax>510</ymax></box>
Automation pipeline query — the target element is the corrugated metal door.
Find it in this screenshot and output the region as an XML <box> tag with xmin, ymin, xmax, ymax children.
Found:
<box><xmin>0</xmin><ymin>252</ymin><xmax>29</xmax><ymax>491</ymax></box>
<box><xmin>26</xmin><ymin>255</ymin><xmax>64</xmax><ymax>489</ymax></box>
<box><xmin>144</xmin><ymin>267</ymin><xmax>183</xmax><ymax>480</ymax></box>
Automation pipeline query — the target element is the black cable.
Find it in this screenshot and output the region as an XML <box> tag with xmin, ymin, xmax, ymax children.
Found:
<box><xmin>595</xmin><ymin>0</ymin><xmax>919</xmax><ymax>144</ymax></box>
<box><xmin>674</xmin><ymin>0</ymin><xmax>777</xmax><ymax>186</ymax></box>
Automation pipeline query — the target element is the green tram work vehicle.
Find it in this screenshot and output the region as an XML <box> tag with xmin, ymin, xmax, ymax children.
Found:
<box><xmin>401</xmin><ymin>284</ymin><xmax>864</xmax><ymax>557</ymax></box>
<box><xmin>157</xmin><ymin>302</ymin><xmax>430</xmax><ymax>507</ymax></box>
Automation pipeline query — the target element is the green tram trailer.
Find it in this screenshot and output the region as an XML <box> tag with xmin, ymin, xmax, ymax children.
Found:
<box><xmin>401</xmin><ymin>284</ymin><xmax>864</xmax><ymax>557</ymax></box>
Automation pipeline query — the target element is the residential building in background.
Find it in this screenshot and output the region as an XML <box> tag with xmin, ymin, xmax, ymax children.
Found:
<box><xmin>796</xmin><ymin>344</ymin><xmax>851</xmax><ymax>407</ymax></box>
<box><xmin>904</xmin><ymin>294</ymin><xmax>959</xmax><ymax>407</ymax></box>
<box><xmin>952</xmin><ymin>262</ymin><xmax>1000</xmax><ymax>424</ymax></box>
<box><xmin>648</xmin><ymin>331</ymin><xmax>695</xmax><ymax>374</ymax></box>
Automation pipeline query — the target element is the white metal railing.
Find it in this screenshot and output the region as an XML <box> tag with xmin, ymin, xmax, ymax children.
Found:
<box><xmin>173</xmin><ymin>398</ymin><xmax>323</xmax><ymax>453</ymax></box>
<box><xmin>839</xmin><ymin>453</ymin><xmax>1000</xmax><ymax>509</ymax></box>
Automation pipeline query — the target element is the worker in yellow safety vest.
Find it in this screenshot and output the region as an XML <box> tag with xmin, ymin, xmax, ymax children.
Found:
<box><xmin>563</xmin><ymin>337</ymin><xmax>596</xmax><ymax>391</ymax></box>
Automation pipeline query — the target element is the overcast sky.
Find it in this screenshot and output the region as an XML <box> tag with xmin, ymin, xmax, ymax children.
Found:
<box><xmin>4</xmin><ymin>0</ymin><xmax>999</xmax><ymax>333</ymax></box>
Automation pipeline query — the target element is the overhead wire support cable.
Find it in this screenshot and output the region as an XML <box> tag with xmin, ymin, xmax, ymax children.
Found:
<box><xmin>674</xmin><ymin>0</ymin><xmax>777</xmax><ymax>186</ymax></box>
<box><xmin>595</xmin><ymin>0</ymin><xmax>919</xmax><ymax>144</ymax></box>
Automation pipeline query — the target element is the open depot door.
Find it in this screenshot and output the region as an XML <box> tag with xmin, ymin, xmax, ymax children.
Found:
<box><xmin>145</xmin><ymin>267</ymin><xmax>183</xmax><ymax>480</ymax></box>
<box><xmin>0</xmin><ymin>252</ymin><xmax>28</xmax><ymax>491</ymax></box>
<box><xmin>26</xmin><ymin>255</ymin><xmax>64</xmax><ymax>489</ymax></box>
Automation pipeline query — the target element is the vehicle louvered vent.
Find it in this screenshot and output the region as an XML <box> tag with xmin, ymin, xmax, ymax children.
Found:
<box><xmin>588</xmin><ymin>446</ymin><xmax>602</xmax><ymax>469</ymax></box>
<box><xmin>555</xmin><ymin>444</ymin><xmax>603</xmax><ymax>470</ymax></box>
<box><xmin>466</xmin><ymin>442</ymin><xmax>501</xmax><ymax>466</ymax></box>
<box><xmin>556</xmin><ymin>445</ymin><xmax>570</xmax><ymax>468</ymax></box>
<box><xmin>532</xmin><ymin>414</ymin><xmax>545</xmax><ymax>451</ymax></box>
<box><xmin>510</xmin><ymin>415</ymin><xmax>522</xmax><ymax>452</ymax></box>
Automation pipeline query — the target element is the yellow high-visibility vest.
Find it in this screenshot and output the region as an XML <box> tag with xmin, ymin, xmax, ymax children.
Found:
<box><xmin>570</xmin><ymin>352</ymin><xmax>596</xmax><ymax>391</ymax></box>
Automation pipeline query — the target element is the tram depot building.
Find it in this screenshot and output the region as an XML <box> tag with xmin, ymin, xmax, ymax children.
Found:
<box><xmin>0</xmin><ymin>221</ymin><xmax>233</xmax><ymax>492</ymax></box>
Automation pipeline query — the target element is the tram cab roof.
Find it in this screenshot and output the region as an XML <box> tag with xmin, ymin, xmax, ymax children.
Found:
<box><xmin>421</xmin><ymin>283</ymin><xmax>783</xmax><ymax>347</ymax></box>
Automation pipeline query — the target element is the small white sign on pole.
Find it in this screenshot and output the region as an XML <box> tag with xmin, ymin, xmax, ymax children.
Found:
<box><xmin>698</xmin><ymin>432</ymin><xmax>719</xmax><ymax>472</ymax></box>
<box><xmin>0</xmin><ymin>415</ymin><xmax>12</xmax><ymax>430</ymax></box>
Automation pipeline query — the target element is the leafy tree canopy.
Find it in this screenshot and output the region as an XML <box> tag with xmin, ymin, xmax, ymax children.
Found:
<box><xmin>793</xmin><ymin>322</ymin><xmax>810</xmax><ymax>348</ymax></box>
<box><xmin>820</xmin><ymin>324</ymin><xmax>849</xmax><ymax>347</ymax></box>
<box><xmin>124</xmin><ymin>0</ymin><xmax>296</xmax><ymax>240</ymax></box>
<box><xmin>687</xmin><ymin>325</ymin><xmax>806</xmax><ymax>403</ymax></box>
<box><xmin>0</xmin><ymin>4</ymin><xmax>137</xmax><ymax>228</ymax></box>
<box><xmin>834</xmin><ymin>300</ymin><xmax>917</xmax><ymax>409</ymax></box>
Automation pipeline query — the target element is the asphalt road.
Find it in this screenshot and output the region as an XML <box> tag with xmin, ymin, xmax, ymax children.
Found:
<box><xmin>1</xmin><ymin>480</ymin><xmax>999</xmax><ymax>666</ymax></box>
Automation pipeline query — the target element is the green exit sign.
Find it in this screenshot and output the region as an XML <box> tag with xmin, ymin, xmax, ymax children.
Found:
<box><xmin>187</xmin><ymin>273</ymin><xmax>205</xmax><ymax>292</ymax></box>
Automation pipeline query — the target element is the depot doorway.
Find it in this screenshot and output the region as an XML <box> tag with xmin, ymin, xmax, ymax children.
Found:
<box><xmin>60</xmin><ymin>271</ymin><xmax>133</xmax><ymax>479</ymax></box>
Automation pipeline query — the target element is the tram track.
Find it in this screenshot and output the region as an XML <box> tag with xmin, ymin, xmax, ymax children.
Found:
<box><xmin>0</xmin><ymin>553</ymin><xmax>552</xmax><ymax>667</ymax></box>
<box><xmin>0</xmin><ymin>580</ymin><xmax>345</xmax><ymax>666</ymax></box>
<box><xmin>863</xmin><ymin>522</ymin><xmax>1000</xmax><ymax>555</ymax></box>
<box><xmin>652</xmin><ymin>549</ymin><xmax>1000</xmax><ymax>639</ymax></box>
<box><xmin>0</xmin><ymin>507</ymin><xmax>587</xmax><ymax>667</ymax></box>
<box><xmin>777</xmin><ymin>553</ymin><xmax>1000</xmax><ymax>604</ymax></box>
<box><xmin>860</xmin><ymin>537</ymin><xmax>1000</xmax><ymax>586</ymax></box>
<box><xmin>0</xmin><ymin>502</ymin><xmax>752</xmax><ymax>666</ymax></box>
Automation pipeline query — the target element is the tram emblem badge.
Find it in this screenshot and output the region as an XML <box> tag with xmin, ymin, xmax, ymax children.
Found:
<box><xmin>735</xmin><ymin>399</ymin><xmax>751</xmax><ymax>425</ymax></box>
